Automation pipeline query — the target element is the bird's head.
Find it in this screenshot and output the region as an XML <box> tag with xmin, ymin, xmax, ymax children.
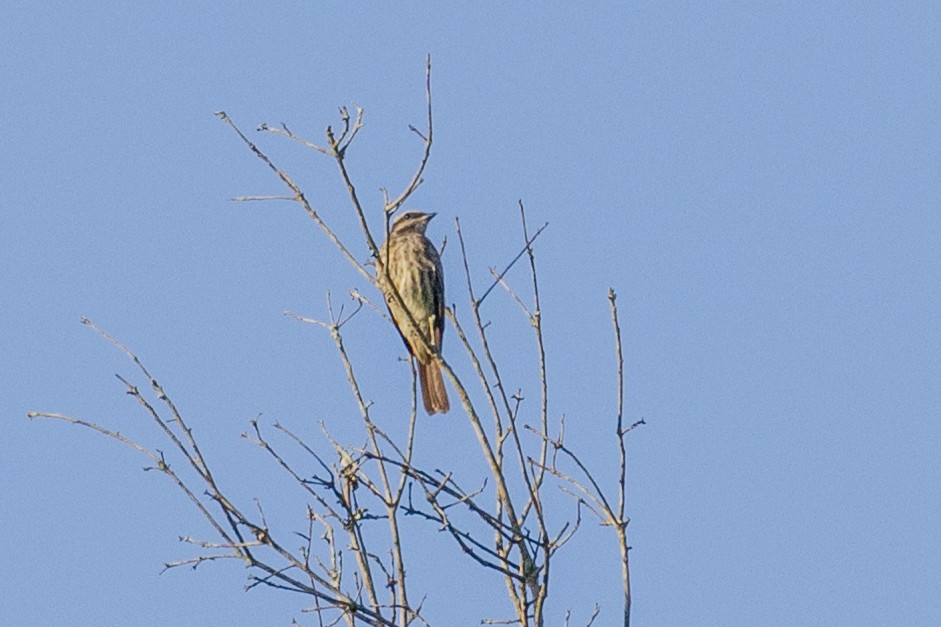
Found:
<box><xmin>390</xmin><ymin>210</ymin><xmax>437</xmax><ymax>235</ymax></box>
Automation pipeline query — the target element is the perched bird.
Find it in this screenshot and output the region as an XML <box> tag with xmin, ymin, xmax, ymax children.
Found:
<box><xmin>377</xmin><ymin>210</ymin><xmax>449</xmax><ymax>414</ymax></box>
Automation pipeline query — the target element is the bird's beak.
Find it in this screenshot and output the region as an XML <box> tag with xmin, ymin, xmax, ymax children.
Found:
<box><xmin>427</xmin><ymin>212</ymin><xmax>437</xmax><ymax>221</ymax></box>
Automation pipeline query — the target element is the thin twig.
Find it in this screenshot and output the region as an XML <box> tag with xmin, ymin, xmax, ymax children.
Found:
<box><xmin>215</xmin><ymin>111</ymin><xmax>374</xmax><ymax>285</ymax></box>
<box><xmin>476</xmin><ymin>222</ymin><xmax>549</xmax><ymax>307</ymax></box>
<box><xmin>609</xmin><ymin>289</ymin><xmax>632</xmax><ymax>627</ymax></box>
<box><xmin>384</xmin><ymin>54</ymin><xmax>433</xmax><ymax>215</ymax></box>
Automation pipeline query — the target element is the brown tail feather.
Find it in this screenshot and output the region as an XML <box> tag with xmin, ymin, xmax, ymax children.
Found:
<box><xmin>418</xmin><ymin>361</ymin><xmax>450</xmax><ymax>415</ymax></box>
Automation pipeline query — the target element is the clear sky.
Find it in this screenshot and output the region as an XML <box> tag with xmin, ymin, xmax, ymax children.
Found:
<box><xmin>3</xmin><ymin>3</ymin><xmax>940</xmax><ymax>626</ymax></box>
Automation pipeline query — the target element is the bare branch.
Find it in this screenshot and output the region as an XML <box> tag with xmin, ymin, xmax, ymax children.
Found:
<box><xmin>215</xmin><ymin>111</ymin><xmax>375</xmax><ymax>285</ymax></box>
<box><xmin>476</xmin><ymin>221</ymin><xmax>549</xmax><ymax>307</ymax></box>
<box><xmin>259</xmin><ymin>122</ymin><xmax>335</xmax><ymax>156</ymax></box>
<box><xmin>609</xmin><ymin>289</ymin><xmax>633</xmax><ymax>627</ymax></box>
<box><xmin>384</xmin><ymin>54</ymin><xmax>433</xmax><ymax>216</ymax></box>
<box><xmin>231</xmin><ymin>195</ymin><xmax>296</xmax><ymax>202</ymax></box>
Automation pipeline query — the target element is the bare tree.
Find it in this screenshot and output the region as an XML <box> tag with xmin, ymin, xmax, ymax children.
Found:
<box><xmin>30</xmin><ymin>55</ymin><xmax>642</xmax><ymax>627</ymax></box>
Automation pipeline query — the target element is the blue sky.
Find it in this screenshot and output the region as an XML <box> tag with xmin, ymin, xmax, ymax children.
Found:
<box><xmin>3</xmin><ymin>3</ymin><xmax>940</xmax><ymax>625</ymax></box>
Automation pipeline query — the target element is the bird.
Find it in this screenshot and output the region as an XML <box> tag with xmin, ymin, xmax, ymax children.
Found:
<box><xmin>377</xmin><ymin>210</ymin><xmax>450</xmax><ymax>414</ymax></box>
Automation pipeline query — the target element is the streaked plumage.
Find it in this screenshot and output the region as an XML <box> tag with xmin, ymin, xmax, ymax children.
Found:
<box><xmin>377</xmin><ymin>211</ymin><xmax>449</xmax><ymax>414</ymax></box>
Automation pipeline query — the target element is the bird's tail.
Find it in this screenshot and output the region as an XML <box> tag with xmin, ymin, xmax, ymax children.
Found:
<box><xmin>419</xmin><ymin>360</ymin><xmax>450</xmax><ymax>415</ymax></box>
